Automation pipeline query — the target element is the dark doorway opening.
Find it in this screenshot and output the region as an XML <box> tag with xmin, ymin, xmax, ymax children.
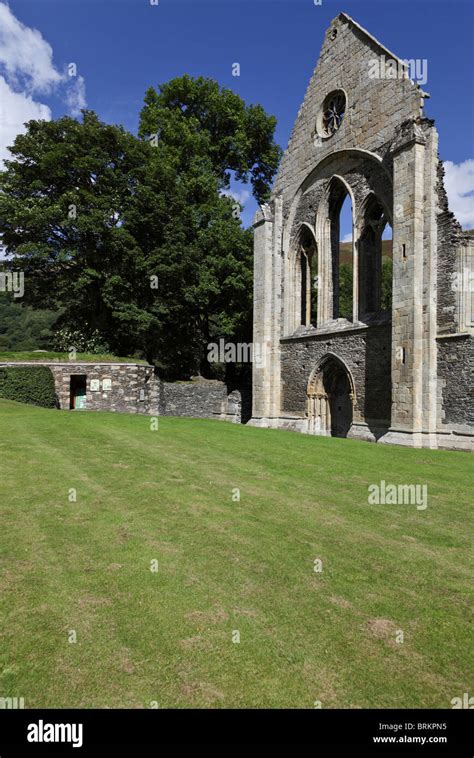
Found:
<box><xmin>70</xmin><ymin>375</ymin><xmax>87</xmax><ymax>410</ymax></box>
<box><xmin>326</xmin><ymin>368</ymin><xmax>352</xmax><ymax>438</ymax></box>
<box><xmin>307</xmin><ymin>354</ymin><xmax>354</xmax><ymax>438</ymax></box>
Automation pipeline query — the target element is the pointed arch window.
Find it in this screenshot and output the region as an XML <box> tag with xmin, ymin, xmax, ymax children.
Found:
<box><xmin>357</xmin><ymin>196</ymin><xmax>392</xmax><ymax>318</ymax></box>
<box><xmin>297</xmin><ymin>226</ymin><xmax>318</xmax><ymax>327</ymax></box>
<box><xmin>326</xmin><ymin>180</ymin><xmax>353</xmax><ymax>321</ymax></box>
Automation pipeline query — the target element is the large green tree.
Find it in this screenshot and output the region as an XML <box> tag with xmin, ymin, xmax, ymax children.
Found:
<box><xmin>132</xmin><ymin>76</ymin><xmax>281</xmax><ymax>375</ymax></box>
<box><xmin>0</xmin><ymin>78</ymin><xmax>281</xmax><ymax>376</ymax></box>
<box><xmin>0</xmin><ymin>112</ymin><xmax>154</xmax><ymax>354</ymax></box>
<box><xmin>139</xmin><ymin>75</ymin><xmax>281</xmax><ymax>204</ymax></box>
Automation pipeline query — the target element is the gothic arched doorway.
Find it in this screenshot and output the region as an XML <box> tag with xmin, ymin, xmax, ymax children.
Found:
<box><xmin>307</xmin><ymin>354</ymin><xmax>355</xmax><ymax>438</ymax></box>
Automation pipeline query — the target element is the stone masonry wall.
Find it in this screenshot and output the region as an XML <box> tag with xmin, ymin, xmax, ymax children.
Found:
<box><xmin>273</xmin><ymin>12</ymin><xmax>424</xmax><ymax>217</ymax></box>
<box><xmin>280</xmin><ymin>323</ymin><xmax>392</xmax><ymax>425</ymax></box>
<box><xmin>49</xmin><ymin>363</ymin><xmax>158</xmax><ymax>414</ymax></box>
<box><xmin>0</xmin><ymin>362</ymin><xmax>248</xmax><ymax>423</ymax></box>
<box><xmin>437</xmin><ymin>336</ymin><xmax>474</xmax><ymax>427</ymax></box>
<box><xmin>158</xmin><ymin>381</ymin><xmax>227</xmax><ymax>419</ymax></box>
<box><xmin>436</xmin><ymin>161</ymin><xmax>471</xmax><ymax>334</ymax></box>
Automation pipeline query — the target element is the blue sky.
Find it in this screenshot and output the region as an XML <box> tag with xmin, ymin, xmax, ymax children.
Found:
<box><xmin>1</xmin><ymin>0</ymin><xmax>473</xmax><ymax>235</ymax></box>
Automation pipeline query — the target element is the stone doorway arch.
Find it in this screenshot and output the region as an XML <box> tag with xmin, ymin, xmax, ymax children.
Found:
<box><xmin>307</xmin><ymin>353</ymin><xmax>355</xmax><ymax>437</ymax></box>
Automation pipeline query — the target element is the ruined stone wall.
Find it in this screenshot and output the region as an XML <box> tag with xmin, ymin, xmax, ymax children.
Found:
<box><xmin>252</xmin><ymin>12</ymin><xmax>473</xmax><ymax>448</ymax></box>
<box><xmin>158</xmin><ymin>382</ymin><xmax>251</xmax><ymax>423</ymax></box>
<box><xmin>436</xmin><ymin>161</ymin><xmax>467</xmax><ymax>334</ymax></box>
<box><xmin>159</xmin><ymin>380</ymin><xmax>252</xmax><ymax>424</ymax></box>
<box><xmin>158</xmin><ymin>380</ymin><xmax>227</xmax><ymax>419</ymax></box>
<box><xmin>437</xmin><ymin>336</ymin><xmax>474</xmax><ymax>427</ymax></box>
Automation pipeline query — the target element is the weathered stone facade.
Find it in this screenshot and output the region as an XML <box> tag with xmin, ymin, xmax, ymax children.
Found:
<box><xmin>250</xmin><ymin>13</ymin><xmax>473</xmax><ymax>451</ymax></box>
<box><xmin>280</xmin><ymin>321</ymin><xmax>392</xmax><ymax>440</ymax></box>
<box><xmin>50</xmin><ymin>363</ymin><xmax>159</xmax><ymax>414</ymax></box>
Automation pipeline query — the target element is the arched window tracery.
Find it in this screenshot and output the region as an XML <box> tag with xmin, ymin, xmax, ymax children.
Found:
<box><xmin>296</xmin><ymin>225</ymin><xmax>318</xmax><ymax>327</ymax></box>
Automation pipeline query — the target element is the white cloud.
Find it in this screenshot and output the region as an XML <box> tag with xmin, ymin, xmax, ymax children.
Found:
<box><xmin>341</xmin><ymin>233</ymin><xmax>352</xmax><ymax>243</ymax></box>
<box><xmin>0</xmin><ymin>75</ymin><xmax>51</xmax><ymax>164</ymax></box>
<box><xmin>65</xmin><ymin>75</ymin><xmax>87</xmax><ymax>118</ymax></box>
<box><xmin>0</xmin><ymin>2</ymin><xmax>62</xmax><ymax>93</ymax></box>
<box><xmin>0</xmin><ymin>2</ymin><xmax>87</xmax><ymax>165</ymax></box>
<box><xmin>444</xmin><ymin>160</ymin><xmax>474</xmax><ymax>229</ymax></box>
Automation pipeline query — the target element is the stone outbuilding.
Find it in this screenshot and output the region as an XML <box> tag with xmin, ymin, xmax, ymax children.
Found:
<box><xmin>0</xmin><ymin>361</ymin><xmax>159</xmax><ymax>414</ymax></box>
<box><xmin>250</xmin><ymin>13</ymin><xmax>473</xmax><ymax>450</ymax></box>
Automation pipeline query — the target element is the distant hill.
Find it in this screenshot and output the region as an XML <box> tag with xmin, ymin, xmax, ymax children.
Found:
<box><xmin>339</xmin><ymin>239</ymin><xmax>392</xmax><ymax>266</ymax></box>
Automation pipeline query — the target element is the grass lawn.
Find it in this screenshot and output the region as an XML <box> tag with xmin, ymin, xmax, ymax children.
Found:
<box><xmin>0</xmin><ymin>399</ymin><xmax>472</xmax><ymax>708</ymax></box>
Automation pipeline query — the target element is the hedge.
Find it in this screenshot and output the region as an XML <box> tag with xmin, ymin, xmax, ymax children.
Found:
<box><xmin>0</xmin><ymin>367</ymin><xmax>57</xmax><ymax>408</ymax></box>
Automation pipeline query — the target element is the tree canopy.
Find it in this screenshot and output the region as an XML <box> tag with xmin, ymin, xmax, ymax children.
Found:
<box><xmin>139</xmin><ymin>75</ymin><xmax>281</xmax><ymax>205</ymax></box>
<box><xmin>0</xmin><ymin>77</ymin><xmax>281</xmax><ymax>377</ymax></box>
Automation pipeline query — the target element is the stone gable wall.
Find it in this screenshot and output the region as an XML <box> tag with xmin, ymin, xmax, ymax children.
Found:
<box><xmin>273</xmin><ymin>13</ymin><xmax>424</xmax><ymax>214</ymax></box>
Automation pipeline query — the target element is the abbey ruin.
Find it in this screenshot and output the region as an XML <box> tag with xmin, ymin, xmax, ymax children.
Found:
<box><xmin>251</xmin><ymin>13</ymin><xmax>473</xmax><ymax>451</ymax></box>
